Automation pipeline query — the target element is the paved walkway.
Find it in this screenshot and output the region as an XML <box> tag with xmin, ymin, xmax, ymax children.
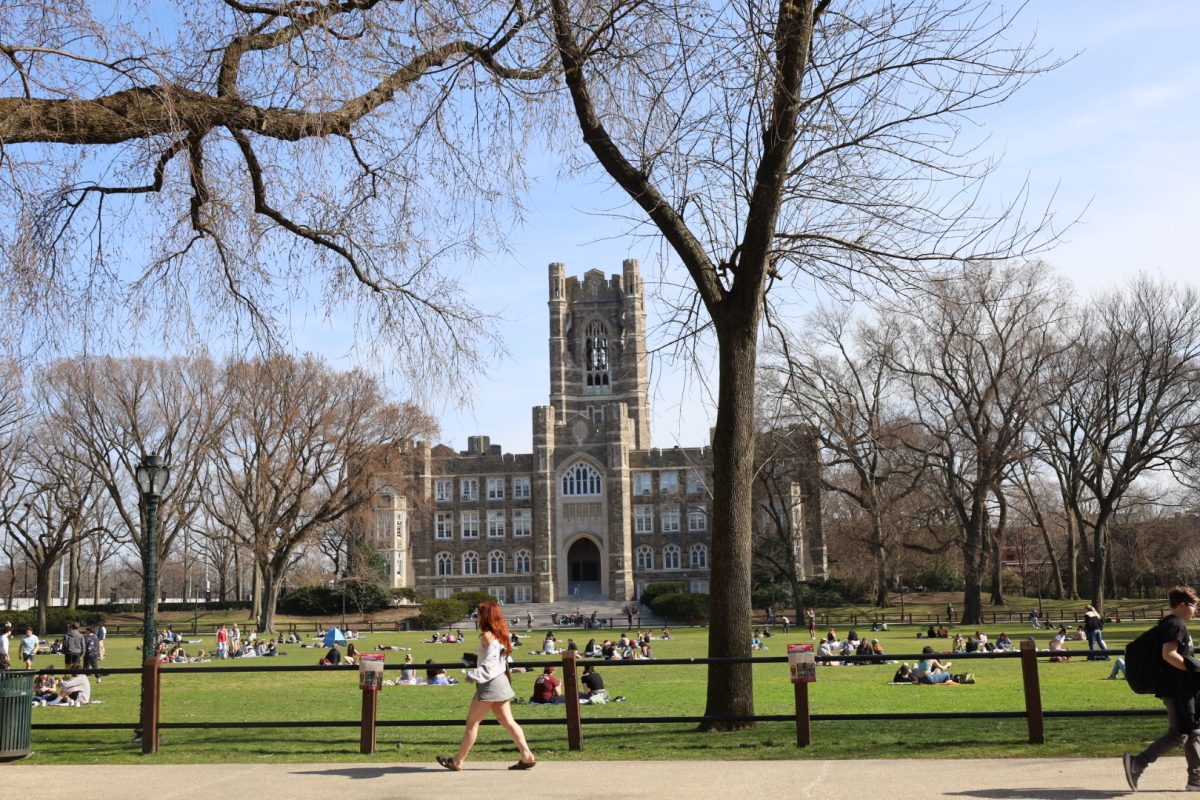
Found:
<box><xmin>1</xmin><ymin>757</ymin><xmax>1184</xmax><ymax>799</ymax></box>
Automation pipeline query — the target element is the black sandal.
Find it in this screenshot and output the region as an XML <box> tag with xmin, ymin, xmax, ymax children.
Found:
<box><xmin>436</xmin><ymin>756</ymin><xmax>461</xmax><ymax>771</ymax></box>
<box><xmin>509</xmin><ymin>759</ymin><xmax>537</xmax><ymax>770</ymax></box>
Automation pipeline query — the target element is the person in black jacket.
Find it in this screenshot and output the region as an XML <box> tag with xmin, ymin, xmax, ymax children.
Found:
<box><xmin>1123</xmin><ymin>586</ymin><xmax>1200</xmax><ymax>792</ymax></box>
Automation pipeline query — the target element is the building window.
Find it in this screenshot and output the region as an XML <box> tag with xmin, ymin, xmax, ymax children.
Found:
<box><xmin>489</xmin><ymin>586</ymin><xmax>507</xmax><ymax>604</ymax></box>
<box><xmin>435</xmin><ymin>512</ymin><xmax>453</xmax><ymax>539</ymax></box>
<box><xmin>435</xmin><ymin>479</ymin><xmax>452</xmax><ymax>502</ymax></box>
<box><xmin>634</xmin><ymin>505</ymin><xmax>654</xmax><ymax>534</ymax></box>
<box><xmin>512</xmin><ymin>477</ymin><xmax>531</xmax><ymax>499</ymax></box>
<box><xmin>659</xmin><ymin>471</ymin><xmax>679</xmax><ymax>494</ymax></box>
<box><xmin>585</xmin><ymin>320</ymin><xmax>610</xmax><ymax>387</ymax></box>
<box><xmin>690</xmin><ymin>543</ymin><xmax>708</xmax><ymax>569</ymax></box>
<box><xmin>591</xmin><ymin>405</ymin><xmax>604</xmax><ymax>423</ymax></box>
<box><xmin>512</xmin><ymin>509</ymin><xmax>532</xmax><ymax>538</ymax></box>
<box><xmin>461</xmin><ymin>511</ymin><xmax>480</xmax><ymax>539</ymax></box>
<box><xmin>633</xmin><ymin>472</ymin><xmax>652</xmax><ymax>495</ymax></box>
<box><xmin>461</xmin><ymin>478</ymin><xmax>479</xmax><ymax>501</ymax></box>
<box><xmin>688</xmin><ymin>506</ymin><xmax>707</xmax><ymax>532</ymax></box>
<box><xmin>635</xmin><ymin>546</ymin><xmax>653</xmax><ymax>570</ymax></box>
<box><xmin>487</xmin><ymin>510</ymin><xmax>505</xmax><ymax>539</ymax></box>
<box><xmin>489</xmin><ymin>550</ymin><xmax>506</xmax><ymax>575</ymax></box>
<box><xmin>689</xmin><ymin>579</ymin><xmax>710</xmax><ymax>595</ymax></box>
<box><xmin>436</xmin><ymin>552</ymin><xmax>452</xmax><ymax>576</ymax></box>
<box><xmin>462</xmin><ymin>552</ymin><xmax>479</xmax><ymax>575</ymax></box>
<box><xmin>487</xmin><ymin>478</ymin><xmax>505</xmax><ymax>500</ymax></box>
<box><xmin>394</xmin><ymin>553</ymin><xmax>404</xmax><ymax>576</ymax></box>
<box><xmin>514</xmin><ymin>586</ymin><xmax>532</xmax><ymax>603</ymax></box>
<box><xmin>687</xmin><ymin>470</ymin><xmax>706</xmax><ymax>495</ymax></box>
<box><xmin>663</xmin><ymin>545</ymin><xmax>681</xmax><ymax>570</ymax></box>
<box><xmin>435</xmin><ymin>587</ymin><xmax>453</xmax><ymax>599</ymax></box>
<box><xmin>514</xmin><ymin>550</ymin><xmax>531</xmax><ymax>574</ymax></box>
<box><xmin>561</xmin><ymin>461</ymin><xmax>603</xmax><ymax>496</ymax></box>
<box><xmin>661</xmin><ymin>507</ymin><xmax>680</xmax><ymax>533</ymax></box>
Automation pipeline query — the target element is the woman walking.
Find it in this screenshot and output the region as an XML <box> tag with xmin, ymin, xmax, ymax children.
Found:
<box><xmin>437</xmin><ymin>602</ymin><xmax>536</xmax><ymax>771</ymax></box>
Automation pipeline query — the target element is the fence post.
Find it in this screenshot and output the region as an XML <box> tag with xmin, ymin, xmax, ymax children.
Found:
<box><xmin>141</xmin><ymin>657</ymin><xmax>161</xmax><ymax>755</ymax></box>
<box><xmin>562</xmin><ymin>652</ymin><xmax>583</xmax><ymax>751</ymax></box>
<box><xmin>1019</xmin><ymin>639</ymin><xmax>1045</xmax><ymax>744</ymax></box>
<box><xmin>360</xmin><ymin>683</ymin><xmax>378</xmax><ymax>754</ymax></box>
<box><xmin>794</xmin><ymin>682</ymin><xmax>811</xmax><ymax>747</ymax></box>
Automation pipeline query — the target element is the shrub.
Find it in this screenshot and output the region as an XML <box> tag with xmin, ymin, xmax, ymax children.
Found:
<box><xmin>639</xmin><ymin>582</ymin><xmax>685</xmax><ymax>605</ymax></box>
<box><xmin>341</xmin><ymin>579</ymin><xmax>389</xmax><ymax>614</ymax></box>
<box><xmin>451</xmin><ymin>590</ymin><xmax>497</xmax><ymax>610</ymax></box>
<box><xmin>910</xmin><ymin>567</ymin><xmax>963</xmax><ymax>593</ymax></box>
<box><xmin>649</xmin><ymin>592</ymin><xmax>710</xmax><ymax>623</ymax></box>
<box><xmin>414</xmin><ymin>598</ymin><xmax>469</xmax><ymax>629</ymax></box>
<box><xmin>389</xmin><ymin>587</ymin><xmax>419</xmax><ymax>605</ymax></box>
<box><xmin>278</xmin><ymin>586</ymin><xmax>337</xmax><ymax>615</ymax></box>
<box><xmin>5</xmin><ymin>609</ymin><xmax>108</xmax><ymax>635</ymax></box>
<box><xmin>796</xmin><ymin>579</ymin><xmax>867</xmax><ymax>608</ymax></box>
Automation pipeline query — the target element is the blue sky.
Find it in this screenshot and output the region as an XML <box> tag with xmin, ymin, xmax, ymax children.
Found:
<box><xmin>302</xmin><ymin>3</ymin><xmax>1200</xmax><ymax>454</ymax></box>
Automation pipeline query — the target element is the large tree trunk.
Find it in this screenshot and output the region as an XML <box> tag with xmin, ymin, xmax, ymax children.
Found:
<box><xmin>35</xmin><ymin>561</ymin><xmax>54</xmax><ymax>635</ymax></box>
<box><xmin>1091</xmin><ymin>510</ymin><xmax>1112</xmax><ymax>615</ymax></box>
<box><xmin>1063</xmin><ymin>503</ymin><xmax>1079</xmax><ymax>599</ymax></box>
<box><xmin>961</xmin><ymin>494</ymin><xmax>989</xmax><ymax>625</ymax></box>
<box><xmin>257</xmin><ymin>562</ymin><xmax>283</xmax><ymax>634</ymax></box>
<box><xmin>872</xmin><ymin>511</ymin><xmax>890</xmax><ymax>608</ymax></box>
<box><xmin>701</xmin><ymin>321</ymin><xmax>757</xmax><ymax>731</ymax></box>
<box><xmin>989</xmin><ymin>490</ymin><xmax>1007</xmax><ymax>605</ymax></box>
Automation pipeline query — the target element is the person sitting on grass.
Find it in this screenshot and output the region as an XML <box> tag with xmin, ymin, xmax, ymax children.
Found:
<box><xmin>580</xmin><ymin>664</ymin><xmax>609</xmax><ymax>703</ymax></box>
<box><xmin>58</xmin><ymin>672</ymin><xmax>91</xmax><ymax>706</ymax></box>
<box><xmin>321</xmin><ymin>643</ymin><xmax>344</xmax><ymax>666</ymax></box>
<box><xmin>344</xmin><ymin>642</ymin><xmax>358</xmax><ymax>665</ymax></box>
<box><xmin>912</xmin><ymin>646</ymin><xmax>958</xmax><ymax>685</ymax></box>
<box><xmin>32</xmin><ymin>672</ymin><xmax>60</xmax><ymax>706</ymax></box>
<box><xmin>530</xmin><ymin>666</ymin><xmax>563</xmax><ymax>704</ymax></box>
<box><xmin>1048</xmin><ymin>630</ymin><xmax>1071</xmax><ymax>662</ymax></box>
<box><xmin>583</xmin><ymin>638</ymin><xmax>600</xmax><ymax>657</ymax></box>
<box><xmin>994</xmin><ymin>632</ymin><xmax>1014</xmax><ymax>651</ymax></box>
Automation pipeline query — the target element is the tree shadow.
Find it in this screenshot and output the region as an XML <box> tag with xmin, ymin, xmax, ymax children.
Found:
<box><xmin>947</xmin><ymin>790</ymin><xmax>1128</xmax><ymax>799</ymax></box>
<box><xmin>291</xmin><ymin>765</ymin><xmax>429</xmax><ymax>779</ymax></box>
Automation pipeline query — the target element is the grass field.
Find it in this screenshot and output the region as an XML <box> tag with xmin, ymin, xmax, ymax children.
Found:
<box><xmin>5</xmin><ymin>619</ymin><xmax>1173</xmax><ymax>765</ymax></box>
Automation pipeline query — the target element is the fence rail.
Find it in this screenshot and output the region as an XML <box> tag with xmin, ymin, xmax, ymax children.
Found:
<box><xmin>17</xmin><ymin>641</ymin><xmax>1157</xmax><ymax>755</ymax></box>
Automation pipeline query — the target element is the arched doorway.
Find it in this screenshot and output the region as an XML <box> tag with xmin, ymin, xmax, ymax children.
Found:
<box><xmin>566</xmin><ymin>538</ymin><xmax>603</xmax><ymax>597</ymax></box>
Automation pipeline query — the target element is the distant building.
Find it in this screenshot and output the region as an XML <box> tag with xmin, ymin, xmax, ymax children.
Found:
<box><xmin>364</xmin><ymin>260</ymin><xmax>825</xmax><ymax>602</ymax></box>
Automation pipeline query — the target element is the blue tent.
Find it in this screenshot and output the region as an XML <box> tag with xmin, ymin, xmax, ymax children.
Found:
<box><xmin>323</xmin><ymin>627</ymin><xmax>347</xmax><ymax>647</ymax></box>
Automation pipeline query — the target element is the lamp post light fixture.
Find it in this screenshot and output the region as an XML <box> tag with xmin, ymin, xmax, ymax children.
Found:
<box><xmin>134</xmin><ymin>453</ymin><xmax>169</xmax><ymax>748</ymax></box>
<box><xmin>136</xmin><ymin>454</ymin><xmax>171</xmax><ymax>662</ymax></box>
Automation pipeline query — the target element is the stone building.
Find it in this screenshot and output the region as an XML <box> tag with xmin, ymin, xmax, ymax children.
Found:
<box><xmin>364</xmin><ymin>260</ymin><xmax>825</xmax><ymax>603</ymax></box>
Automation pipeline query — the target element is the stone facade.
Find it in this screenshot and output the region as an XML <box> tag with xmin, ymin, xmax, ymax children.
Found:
<box><xmin>365</xmin><ymin>260</ymin><xmax>825</xmax><ymax>603</ymax></box>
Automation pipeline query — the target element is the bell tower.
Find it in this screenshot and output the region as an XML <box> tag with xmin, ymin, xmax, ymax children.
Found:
<box><xmin>547</xmin><ymin>260</ymin><xmax>650</xmax><ymax>449</ymax></box>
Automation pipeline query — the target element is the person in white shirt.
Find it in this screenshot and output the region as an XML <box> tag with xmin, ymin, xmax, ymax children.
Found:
<box><xmin>0</xmin><ymin>620</ymin><xmax>12</xmax><ymax>670</ymax></box>
<box><xmin>20</xmin><ymin>627</ymin><xmax>39</xmax><ymax>669</ymax></box>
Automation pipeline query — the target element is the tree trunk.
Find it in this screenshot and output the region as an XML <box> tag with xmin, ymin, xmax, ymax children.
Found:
<box><xmin>701</xmin><ymin>321</ymin><xmax>758</xmax><ymax>731</ymax></box>
<box><xmin>961</xmin><ymin>496</ymin><xmax>988</xmax><ymax>625</ymax></box>
<box><xmin>1091</xmin><ymin>513</ymin><xmax>1110</xmax><ymax>615</ymax></box>
<box><xmin>35</xmin><ymin>561</ymin><xmax>54</xmax><ymax>635</ymax></box>
<box><xmin>989</xmin><ymin>490</ymin><xmax>1007</xmax><ymax>605</ymax></box>
<box><xmin>872</xmin><ymin>511</ymin><xmax>890</xmax><ymax>608</ymax></box>
<box><xmin>257</xmin><ymin>562</ymin><xmax>283</xmax><ymax>634</ymax></box>
<box><xmin>1064</xmin><ymin>505</ymin><xmax>1078</xmax><ymax>599</ymax></box>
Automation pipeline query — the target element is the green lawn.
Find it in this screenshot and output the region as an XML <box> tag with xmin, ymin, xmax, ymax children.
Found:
<box><xmin>9</xmin><ymin>622</ymin><xmax>1169</xmax><ymax>764</ymax></box>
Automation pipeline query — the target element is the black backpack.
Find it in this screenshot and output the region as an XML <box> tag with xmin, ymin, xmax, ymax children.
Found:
<box><xmin>1125</xmin><ymin>623</ymin><xmax>1166</xmax><ymax>695</ymax></box>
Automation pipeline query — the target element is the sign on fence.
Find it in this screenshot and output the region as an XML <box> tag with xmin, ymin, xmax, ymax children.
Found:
<box><xmin>788</xmin><ymin>644</ymin><xmax>816</xmax><ymax>684</ymax></box>
<box><xmin>359</xmin><ymin>654</ymin><xmax>385</xmax><ymax>691</ymax></box>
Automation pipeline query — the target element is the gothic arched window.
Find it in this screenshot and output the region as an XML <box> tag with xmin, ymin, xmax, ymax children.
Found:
<box><xmin>489</xmin><ymin>550</ymin><xmax>506</xmax><ymax>575</ymax></box>
<box><xmin>514</xmin><ymin>550</ymin><xmax>531</xmax><ymax>574</ymax></box>
<box><xmin>462</xmin><ymin>551</ymin><xmax>479</xmax><ymax>575</ymax></box>
<box><xmin>436</xmin><ymin>552</ymin><xmax>452</xmax><ymax>576</ymax></box>
<box><xmin>663</xmin><ymin>544</ymin><xmax>681</xmax><ymax>570</ymax></box>
<box><xmin>585</xmin><ymin>320</ymin><xmax>610</xmax><ymax>387</ymax></box>
<box><xmin>561</xmin><ymin>461</ymin><xmax>603</xmax><ymax>496</ymax></box>
<box><xmin>636</xmin><ymin>546</ymin><xmax>653</xmax><ymax>570</ymax></box>
<box><xmin>690</xmin><ymin>543</ymin><xmax>708</xmax><ymax>569</ymax></box>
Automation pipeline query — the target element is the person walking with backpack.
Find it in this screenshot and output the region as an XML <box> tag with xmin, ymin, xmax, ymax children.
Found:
<box><xmin>1123</xmin><ymin>585</ymin><xmax>1200</xmax><ymax>792</ymax></box>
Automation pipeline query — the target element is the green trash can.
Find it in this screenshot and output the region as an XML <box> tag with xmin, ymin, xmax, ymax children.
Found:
<box><xmin>0</xmin><ymin>671</ymin><xmax>34</xmax><ymax>761</ymax></box>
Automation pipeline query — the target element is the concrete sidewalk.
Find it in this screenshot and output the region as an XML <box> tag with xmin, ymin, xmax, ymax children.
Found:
<box><xmin>0</xmin><ymin>757</ymin><xmax>1181</xmax><ymax>799</ymax></box>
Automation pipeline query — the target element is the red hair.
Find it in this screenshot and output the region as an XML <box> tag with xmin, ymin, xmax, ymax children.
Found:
<box><xmin>476</xmin><ymin>602</ymin><xmax>513</xmax><ymax>656</ymax></box>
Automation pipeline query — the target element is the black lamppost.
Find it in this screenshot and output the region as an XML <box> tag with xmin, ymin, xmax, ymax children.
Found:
<box><xmin>134</xmin><ymin>454</ymin><xmax>169</xmax><ymax>745</ymax></box>
<box><xmin>137</xmin><ymin>454</ymin><xmax>170</xmax><ymax>661</ymax></box>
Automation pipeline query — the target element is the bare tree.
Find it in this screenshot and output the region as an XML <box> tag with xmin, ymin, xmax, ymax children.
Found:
<box><xmin>885</xmin><ymin>261</ymin><xmax>1069</xmax><ymax>624</ymax></box>
<box><xmin>1037</xmin><ymin>277</ymin><xmax>1200</xmax><ymax>614</ymax></box>
<box><xmin>763</xmin><ymin>306</ymin><xmax>921</xmax><ymax>607</ymax></box>
<box><xmin>548</xmin><ymin>0</ymin><xmax>1057</xmax><ymax>723</ymax></box>
<box><xmin>206</xmin><ymin>354</ymin><xmax>436</xmax><ymax>632</ymax></box>
<box><xmin>37</xmin><ymin>355</ymin><xmax>227</xmax><ymax>614</ymax></box>
<box><xmin>0</xmin><ymin>0</ymin><xmax>547</xmax><ymax>380</ymax></box>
